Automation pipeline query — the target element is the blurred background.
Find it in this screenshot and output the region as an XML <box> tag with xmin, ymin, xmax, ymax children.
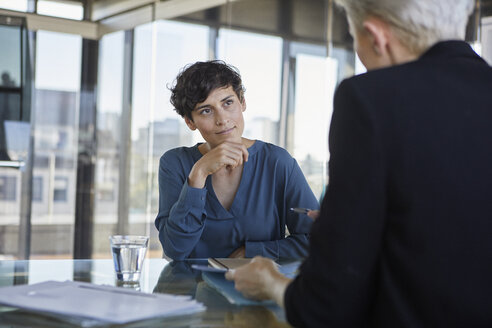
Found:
<box><xmin>1</xmin><ymin>0</ymin><xmax>491</xmax><ymax>260</ymax></box>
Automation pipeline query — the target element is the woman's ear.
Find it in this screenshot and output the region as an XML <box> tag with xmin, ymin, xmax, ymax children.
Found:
<box><xmin>184</xmin><ymin>116</ymin><xmax>197</xmax><ymax>131</ymax></box>
<box><xmin>241</xmin><ymin>98</ymin><xmax>246</xmax><ymax>112</ymax></box>
<box><xmin>362</xmin><ymin>17</ymin><xmax>390</xmax><ymax>57</ymax></box>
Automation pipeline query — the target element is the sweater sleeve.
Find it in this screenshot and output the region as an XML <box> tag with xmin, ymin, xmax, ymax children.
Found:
<box><xmin>245</xmin><ymin>157</ymin><xmax>319</xmax><ymax>259</ymax></box>
<box><xmin>154</xmin><ymin>152</ymin><xmax>208</xmax><ymax>260</ymax></box>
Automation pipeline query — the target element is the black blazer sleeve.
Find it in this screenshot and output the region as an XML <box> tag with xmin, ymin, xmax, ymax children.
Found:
<box><xmin>285</xmin><ymin>78</ymin><xmax>387</xmax><ymax>327</ymax></box>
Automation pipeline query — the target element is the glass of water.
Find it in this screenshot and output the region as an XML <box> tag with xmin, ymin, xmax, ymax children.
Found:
<box><xmin>109</xmin><ymin>235</ymin><xmax>149</xmax><ymax>283</ymax></box>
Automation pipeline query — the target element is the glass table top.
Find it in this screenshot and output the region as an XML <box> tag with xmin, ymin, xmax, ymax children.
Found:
<box><xmin>0</xmin><ymin>258</ymin><xmax>291</xmax><ymax>327</ymax></box>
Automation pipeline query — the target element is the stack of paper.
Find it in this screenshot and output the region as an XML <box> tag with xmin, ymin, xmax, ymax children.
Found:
<box><xmin>0</xmin><ymin>280</ymin><xmax>205</xmax><ymax>325</ymax></box>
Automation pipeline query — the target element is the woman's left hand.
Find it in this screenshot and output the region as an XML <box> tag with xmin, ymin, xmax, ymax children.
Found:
<box><xmin>225</xmin><ymin>256</ymin><xmax>291</xmax><ymax>305</ymax></box>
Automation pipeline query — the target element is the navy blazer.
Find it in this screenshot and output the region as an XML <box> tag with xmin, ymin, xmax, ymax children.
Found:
<box><xmin>285</xmin><ymin>41</ymin><xmax>492</xmax><ymax>327</ymax></box>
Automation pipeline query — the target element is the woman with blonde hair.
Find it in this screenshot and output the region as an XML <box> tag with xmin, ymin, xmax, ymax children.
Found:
<box><xmin>226</xmin><ymin>0</ymin><xmax>492</xmax><ymax>326</ymax></box>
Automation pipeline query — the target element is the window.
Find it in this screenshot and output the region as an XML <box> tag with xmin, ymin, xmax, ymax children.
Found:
<box><xmin>130</xmin><ymin>20</ymin><xmax>209</xmax><ymax>257</ymax></box>
<box><xmin>37</xmin><ymin>0</ymin><xmax>83</xmax><ymax>20</ymax></box>
<box><xmin>291</xmin><ymin>49</ymin><xmax>338</xmax><ymax>200</ymax></box>
<box><xmin>35</xmin><ymin>31</ymin><xmax>81</xmax><ymax>91</ymax></box>
<box><xmin>53</xmin><ymin>176</ymin><xmax>68</xmax><ymax>202</ymax></box>
<box><xmin>133</xmin><ymin>20</ymin><xmax>210</xmax><ymax>151</ymax></box>
<box><xmin>217</xmin><ymin>29</ymin><xmax>283</xmax><ymax>144</ymax></box>
<box><xmin>31</xmin><ymin>30</ymin><xmax>81</xmax><ymax>258</ymax></box>
<box><xmin>93</xmin><ymin>31</ymin><xmax>124</xmax><ymax>258</ymax></box>
<box><xmin>32</xmin><ymin>176</ymin><xmax>43</xmax><ymax>202</ymax></box>
<box><xmin>94</xmin><ymin>30</ymin><xmax>124</xmax><ymax>219</ymax></box>
<box><xmin>0</xmin><ymin>0</ymin><xmax>28</xmax><ymax>12</ymax></box>
<box><xmin>0</xmin><ymin>25</ymin><xmax>21</xmax><ymax>88</ymax></box>
<box><xmin>0</xmin><ymin>169</ymin><xmax>21</xmax><ymax>257</ymax></box>
<box><xmin>0</xmin><ymin>176</ymin><xmax>16</xmax><ymax>201</ymax></box>
<box><xmin>0</xmin><ymin>24</ymin><xmax>23</xmax><ymax>144</ymax></box>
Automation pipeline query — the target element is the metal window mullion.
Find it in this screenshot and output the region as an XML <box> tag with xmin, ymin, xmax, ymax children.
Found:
<box><xmin>73</xmin><ymin>37</ymin><xmax>99</xmax><ymax>259</ymax></box>
<box><xmin>209</xmin><ymin>27</ymin><xmax>218</xmax><ymax>60</ymax></box>
<box><xmin>17</xmin><ymin>26</ymin><xmax>35</xmax><ymax>260</ymax></box>
<box><xmin>116</xmin><ymin>29</ymin><xmax>135</xmax><ymax>236</ymax></box>
<box><xmin>278</xmin><ymin>39</ymin><xmax>294</xmax><ymax>150</ymax></box>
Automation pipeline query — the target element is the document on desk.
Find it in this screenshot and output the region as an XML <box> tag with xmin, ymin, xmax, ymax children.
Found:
<box><xmin>0</xmin><ymin>280</ymin><xmax>205</xmax><ymax>324</ymax></box>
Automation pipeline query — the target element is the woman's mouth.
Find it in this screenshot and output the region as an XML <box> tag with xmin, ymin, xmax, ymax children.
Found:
<box><xmin>216</xmin><ymin>127</ymin><xmax>235</xmax><ymax>135</ymax></box>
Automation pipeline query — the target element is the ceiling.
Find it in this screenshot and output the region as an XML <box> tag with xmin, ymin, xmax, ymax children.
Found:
<box><xmin>1</xmin><ymin>0</ymin><xmax>491</xmax><ymax>45</ymax></box>
<box><xmin>57</xmin><ymin>0</ymin><xmax>492</xmax><ymax>23</ymax></box>
<box><xmin>85</xmin><ymin>0</ymin><xmax>492</xmax><ymax>47</ymax></box>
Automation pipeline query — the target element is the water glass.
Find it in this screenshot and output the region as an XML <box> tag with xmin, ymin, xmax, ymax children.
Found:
<box><xmin>109</xmin><ymin>235</ymin><xmax>149</xmax><ymax>283</ymax></box>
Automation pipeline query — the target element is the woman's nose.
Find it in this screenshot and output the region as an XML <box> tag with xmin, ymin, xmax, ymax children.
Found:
<box><xmin>215</xmin><ymin>111</ymin><xmax>229</xmax><ymax>125</ymax></box>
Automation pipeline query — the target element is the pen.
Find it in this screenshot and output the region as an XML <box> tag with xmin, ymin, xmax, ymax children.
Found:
<box><xmin>290</xmin><ymin>207</ymin><xmax>311</xmax><ymax>214</ymax></box>
<box><xmin>210</xmin><ymin>258</ymin><xmax>230</xmax><ymax>270</ymax></box>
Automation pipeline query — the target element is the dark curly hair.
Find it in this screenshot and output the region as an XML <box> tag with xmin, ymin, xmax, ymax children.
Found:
<box><xmin>169</xmin><ymin>60</ymin><xmax>245</xmax><ymax>121</ymax></box>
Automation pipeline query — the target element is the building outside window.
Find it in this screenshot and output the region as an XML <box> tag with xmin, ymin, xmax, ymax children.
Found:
<box><xmin>0</xmin><ymin>176</ymin><xmax>16</xmax><ymax>201</ymax></box>
<box><xmin>32</xmin><ymin>176</ymin><xmax>43</xmax><ymax>202</ymax></box>
<box><xmin>53</xmin><ymin>176</ymin><xmax>68</xmax><ymax>202</ymax></box>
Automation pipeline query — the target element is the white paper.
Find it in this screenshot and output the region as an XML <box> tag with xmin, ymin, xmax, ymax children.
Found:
<box><xmin>0</xmin><ymin>280</ymin><xmax>205</xmax><ymax>324</ymax></box>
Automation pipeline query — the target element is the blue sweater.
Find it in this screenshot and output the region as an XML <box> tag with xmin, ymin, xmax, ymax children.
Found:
<box><xmin>155</xmin><ymin>140</ymin><xmax>319</xmax><ymax>260</ymax></box>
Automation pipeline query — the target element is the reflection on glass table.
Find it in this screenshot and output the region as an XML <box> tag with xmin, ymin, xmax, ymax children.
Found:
<box><xmin>0</xmin><ymin>259</ymin><xmax>291</xmax><ymax>327</ymax></box>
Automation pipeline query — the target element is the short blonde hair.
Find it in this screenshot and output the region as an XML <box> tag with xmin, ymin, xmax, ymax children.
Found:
<box><xmin>334</xmin><ymin>0</ymin><xmax>474</xmax><ymax>54</ymax></box>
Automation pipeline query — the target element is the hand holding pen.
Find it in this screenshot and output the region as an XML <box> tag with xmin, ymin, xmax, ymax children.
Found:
<box><xmin>290</xmin><ymin>207</ymin><xmax>320</xmax><ymax>220</ymax></box>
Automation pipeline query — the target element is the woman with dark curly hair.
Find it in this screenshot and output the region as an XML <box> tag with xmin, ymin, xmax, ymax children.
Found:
<box><xmin>155</xmin><ymin>60</ymin><xmax>319</xmax><ymax>260</ymax></box>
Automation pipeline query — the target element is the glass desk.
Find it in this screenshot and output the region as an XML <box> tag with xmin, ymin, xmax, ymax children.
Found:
<box><xmin>0</xmin><ymin>259</ymin><xmax>291</xmax><ymax>327</ymax></box>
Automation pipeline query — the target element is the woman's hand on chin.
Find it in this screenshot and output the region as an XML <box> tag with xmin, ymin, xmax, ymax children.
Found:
<box><xmin>188</xmin><ymin>141</ymin><xmax>249</xmax><ymax>188</ymax></box>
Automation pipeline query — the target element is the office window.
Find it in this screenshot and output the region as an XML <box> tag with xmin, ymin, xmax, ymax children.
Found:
<box><xmin>133</xmin><ymin>20</ymin><xmax>209</xmax><ymax>149</ymax></box>
<box><xmin>94</xmin><ymin>31</ymin><xmax>124</xmax><ymax>219</ymax></box>
<box><xmin>32</xmin><ymin>176</ymin><xmax>43</xmax><ymax>202</ymax></box>
<box><xmin>0</xmin><ymin>93</ymin><xmax>21</xmax><ymax>130</ymax></box>
<box><xmin>0</xmin><ymin>25</ymin><xmax>21</xmax><ymax>88</ymax></box>
<box><xmin>131</xmin><ymin>20</ymin><xmax>209</xmax><ymax>257</ymax></box>
<box><xmin>0</xmin><ymin>0</ymin><xmax>27</xmax><ymax>12</ymax></box>
<box><xmin>0</xmin><ymin>176</ymin><xmax>16</xmax><ymax>201</ymax></box>
<box><xmin>31</xmin><ymin>30</ymin><xmax>81</xmax><ymax>258</ymax></box>
<box><xmin>37</xmin><ymin>0</ymin><xmax>83</xmax><ymax>20</ymax></box>
<box><xmin>217</xmin><ymin>29</ymin><xmax>282</xmax><ymax>145</ymax></box>
<box><xmin>35</xmin><ymin>31</ymin><xmax>81</xmax><ymax>91</ymax></box>
<box><xmin>292</xmin><ymin>53</ymin><xmax>338</xmax><ymax>199</ymax></box>
<box><xmin>0</xmin><ymin>169</ymin><xmax>20</xmax><ymax>257</ymax></box>
<box><xmin>93</xmin><ymin>31</ymin><xmax>124</xmax><ymax>257</ymax></box>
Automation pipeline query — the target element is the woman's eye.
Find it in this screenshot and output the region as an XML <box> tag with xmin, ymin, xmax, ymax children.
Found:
<box><xmin>225</xmin><ymin>100</ymin><xmax>233</xmax><ymax>106</ymax></box>
<box><xmin>200</xmin><ymin>108</ymin><xmax>211</xmax><ymax>115</ymax></box>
